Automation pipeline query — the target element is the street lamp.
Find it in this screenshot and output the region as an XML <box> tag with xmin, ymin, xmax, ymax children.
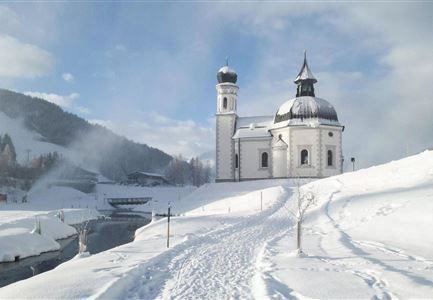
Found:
<box><xmin>350</xmin><ymin>157</ymin><xmax>355</xmax><ymax>172</ymax></box>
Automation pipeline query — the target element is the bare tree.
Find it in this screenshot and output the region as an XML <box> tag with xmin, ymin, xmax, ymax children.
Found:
<box><xmin>288</xmin><ymin>176</ymin><xmax>317</xmax><ymax>255</ymax></box>
<box><xmin>75</xmin><ymin>211</ymin><xmax>92</xmax><ymax>254</ymax></box>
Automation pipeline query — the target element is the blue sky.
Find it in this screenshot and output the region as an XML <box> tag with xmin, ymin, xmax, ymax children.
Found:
<box><xmin>1</xmin><ymin>2</ymin><xmax>433</xmax><ymax>170</ymax></box>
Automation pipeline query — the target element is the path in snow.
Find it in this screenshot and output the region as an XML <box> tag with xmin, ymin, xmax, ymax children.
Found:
<box><xmin>253</xmin><ymin>180</ymin><xmax>433</xmax><ymax>299</ymax></box>
<box><xmin>321</xmin><ymin>186</ymin><xmax>433</xmax><ymax>298</ymax></box>
<box><xmin>96</xmin><ymin>186</ymin><xmax>293</xmax><ymax>299</ymax></box>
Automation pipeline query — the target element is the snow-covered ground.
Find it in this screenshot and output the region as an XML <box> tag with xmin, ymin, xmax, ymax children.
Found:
<box><xmin>1</xmin><ymin>151</ymin><xmax>433</xmax><ymax>298</ymax></box>
<box><xmin>0</xmin><ymin>207</ymin><xmax>100</xmax><ymax>263</ymax></box>
<box><xmin>0</xmin><ymin>112</ymin><xmax>71</xmax><ymax>164</ymax></box>
<box><xmin>0</xmin><ymin>183</ymin><xmax>195</xmax><ymax>264</ymax></box>
<box><xmin>0</xmin><ymin>186</ymin><xmax>101</xmax><ymax>262</ymax></box>
<box><xmin>261</xmin><ymin>150</ymin><xmax>433</xmax><ymax>299</ymax></box>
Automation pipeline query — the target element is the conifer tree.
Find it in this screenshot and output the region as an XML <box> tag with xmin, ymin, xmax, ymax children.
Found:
<box><xmin>1</xmin><ymin>134</ymin><xmax>16</xmax><ymax>163</ymax></box>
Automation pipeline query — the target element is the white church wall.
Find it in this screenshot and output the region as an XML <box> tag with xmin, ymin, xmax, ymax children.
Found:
<box><xmin>216</xmin><ymin>114</ymin><xmax>236</xmax><ymax>181</ymax></box>
<box><xmin>320</xmin><ymin>127</ymin><xmax>343</xmax><ymax>177</ymax></box>
<box><xmin>289</xmin><ymin>128</ymin><xmax>320</xmax><ymax>177</ymax></box>
<box><xmin>238</xmin><ymin>138</ymin><xmax>272</xmax><ymax>180</ymax></box>
<box><xmin>270</xmin><ymin>128</ymin><xmax>290</xmax><ymax>178</ymax></box>
<box><xmin>272</xmin><ymin>148</ymin><xmax>287</xmax><ymax>178</ymax></box>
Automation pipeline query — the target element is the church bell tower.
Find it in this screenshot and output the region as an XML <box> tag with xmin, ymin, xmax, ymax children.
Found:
<box><xmin>215</xmin><ymin>62</ymin><xmax>238</xmax><ymax>182</ymax></box>
<box><xmin>294</xmin><ymin>51</ymin><xmax>317</xmax><ymax>97</ymax></box>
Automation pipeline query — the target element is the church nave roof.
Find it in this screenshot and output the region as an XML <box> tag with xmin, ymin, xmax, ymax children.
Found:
<box><xmin>232</xmin><ymin>116</ymin><xmax>273</xmax><ymax>139</ymax></box>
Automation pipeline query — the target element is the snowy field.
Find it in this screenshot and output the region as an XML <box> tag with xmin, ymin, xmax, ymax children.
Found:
<box><xmin>1</xmin><ymin>151</ymin><xmax>433</xmax><ymax>298</ymax></box>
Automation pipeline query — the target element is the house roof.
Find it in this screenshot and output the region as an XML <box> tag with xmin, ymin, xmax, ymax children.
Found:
<box><xmin>128</xmin><ymin>171</ymin><xmax>165</xmax><ymax>179</ymax></box>
<box><xmin>232</xmin><ymin>116</ymin><xmax>273</xmax><ymax>139</ymax></box>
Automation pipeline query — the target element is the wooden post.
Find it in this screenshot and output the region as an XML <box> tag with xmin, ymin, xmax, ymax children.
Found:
<box><xmin>260</xmin><ymin>191</ymin><xmax>263</xmax><ymax>211</ymax></box>
<box><xmin>167</xmin><ymin>205</ymin><xmax>171</xmax><ymax>248</ymax></box>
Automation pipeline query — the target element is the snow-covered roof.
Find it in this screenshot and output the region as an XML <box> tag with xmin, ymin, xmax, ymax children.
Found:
<box><xmin>236</xmin><ymin>116</ymin><xmax>273</xmax><ymax>129</ymax></box>
<box><xmin>218</xmin><ymin>66</ymin><xmax>236</xmax><ymax>74</ymax></box>
<box><xmin>128</xmin><ymin>171</ymin><xmax>165</xmax><ymax>179</ymax></box>
<box><xmin>274</xmin><ymin>96</ymin><xmax>340</xmax><ymax>126</ymax></box>
<box><xmin>294</xmin><ymin>51</ymin><xmax>317</xmax><ymax>84</ymax></box>
<box><xmin>217</xmin><ymin>65</ymin><xmax>237</xmax><ymax>84</ymax></box>
<box><xmin>97</xmin><ymin>174</ymin><xmax>115</xmax><ymax>184</ymax></box>
<box><xmin>232</xmin><ymin>116</ymin><xmax>273</xmax><ymax>139</ymax></box>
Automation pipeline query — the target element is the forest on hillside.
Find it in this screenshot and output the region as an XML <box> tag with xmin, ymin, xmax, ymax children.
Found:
<box><xmin>0</xmin><ymin>89</ymin><xmax>172</xmax><ymax>181</ymax></box>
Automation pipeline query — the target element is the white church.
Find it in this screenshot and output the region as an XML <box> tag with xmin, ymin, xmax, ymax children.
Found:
<box><xmin>215</xmin><ymin>52</ymin><xmax>344</xmax><ymax>182</ymax></box>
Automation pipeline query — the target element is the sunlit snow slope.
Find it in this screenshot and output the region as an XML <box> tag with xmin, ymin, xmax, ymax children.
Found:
<box><xmin>0</xmin><ymin>112</ymin><xmax>70</xmax><ymax>163</ymax></box>
<box><xmin>260</xmin><ymin>150</ymin><xmax>433</xmax><ymax>299</ymax></box>
<box><xmin>1</xmin><ymin>151</ymin><xmax>433</xmax><ymax>299</ymax></box>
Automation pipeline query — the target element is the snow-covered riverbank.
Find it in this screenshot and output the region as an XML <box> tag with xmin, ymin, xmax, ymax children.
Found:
<box><xmin>0</xmin><ymin>183</ymin><xmax>195</xmax><ymax>264</ymax></box>
<box><xmin>0</xmin><ymin>208</ymin><xmax>100</xmax><ymax>263</ymax></box>
<box><xmin>0</xmin><ymin>186</ymin><xmax>101</xmax><ymax>263</ymax></box>
<box><xmin>1</xmin><ymin>151</ymin><xmax>433</xmax><ymax>298</ymax></box>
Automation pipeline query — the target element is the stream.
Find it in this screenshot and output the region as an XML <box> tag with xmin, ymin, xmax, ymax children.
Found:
<box><xmin>0</xmin><ymin>211</ymin><xmax>151</xmax><ymax>288</ymax></box>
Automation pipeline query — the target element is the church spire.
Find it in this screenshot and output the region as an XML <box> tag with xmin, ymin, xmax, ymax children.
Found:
<box><xmin>294</xmin><ymin>50</ymin><xmax>317</xmax><ymax>97</ymax></box>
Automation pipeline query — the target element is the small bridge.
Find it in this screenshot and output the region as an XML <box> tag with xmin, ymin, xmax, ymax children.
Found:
<box><xmin>107</xmin><ymin>197</ymin><xmax>152</xmax><ymax>208</ymax></box>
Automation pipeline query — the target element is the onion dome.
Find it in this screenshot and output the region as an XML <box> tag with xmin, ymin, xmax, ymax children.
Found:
<box><xmin>217</xmin><ymin>63</ymin><xmax>237</xmax><ymax>84</ymax></box>
<box><xmin>274</xmin><ymin>96</ymin><xmax>339</xmax><ymax>124</ymax></box>
<box><xmin>274</xmin><ymin>52</ymin><xmax>340</xmax><ymax>125</ymax></box>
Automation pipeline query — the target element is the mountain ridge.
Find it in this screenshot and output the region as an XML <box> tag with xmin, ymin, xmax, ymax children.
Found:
<box><xmin>0</xmin><ymin>89</ymin><xmax>172</xmax><ymax>180</ymax></box>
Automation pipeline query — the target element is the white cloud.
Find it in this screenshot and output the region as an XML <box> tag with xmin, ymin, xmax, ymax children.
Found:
<box><xmin>0</xmin><ymin>34</ymin><xmax>53</xmax><ymax>79</ymax></box>
<box><xmin>114</xmin><ymin>44</ymin><xmax>127</xmax><ymax>52</ymax></box>
<box><xmin>62</xmin><ymin>72</ymin><xmax>74</xmax><ymax>82</ymax></box>
<box><xmin>75</xmin><ymin>106</ymin><xmax>90</xmax><ymax>115</ymax></box>
<box><xmin>90</xmin><ymin>113</ymin><xmax>214</xmax><ymax>158</ymax></box>
<box><xmin>23</xmin><ymin>91</ymin><xmax>91</xmax><ymax>115</ymax></box>
<box><xmin>24</xmin><ymin>91</ymin><xmax>74</xmax><ymax>107</ymax></box>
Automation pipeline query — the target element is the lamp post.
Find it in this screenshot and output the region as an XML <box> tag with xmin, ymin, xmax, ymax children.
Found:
<box><xmin>350</xmin><ymin>157</ymin><xmax>355</xmax><ymax>172</ymax></box>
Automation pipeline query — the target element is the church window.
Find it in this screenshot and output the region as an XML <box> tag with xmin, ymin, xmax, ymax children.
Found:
<box><xmin>235</xmin><ymin>154</ymin><xmax>239</xmax><ymax>169</ymax></box>
<box><xmin>223</xmin><ymin>97</ymin><xmax>228</xmax><ymax>109</ymax></box>
<box><xmin>301</xmin><ymin>149</ymin><xmax>309</xmax><ymax>165</ymax></box>
<box><xmin>327</xmin><ymin>150</ymin><xmax>333</xmax><ymax>166</ymax></box>
<box><xmin>328</xmin><ymin>131</ymin><xmax>333</xmax><ymax>137</ymax></box>
<box><xmin>261</xmin><ymin>152</ymin><xmax>268</xmax><ymax>168</ymax></box>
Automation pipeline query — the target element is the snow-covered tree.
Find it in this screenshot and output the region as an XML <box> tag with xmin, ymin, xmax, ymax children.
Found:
<box><xmin>165</xmin><ymin>155</ymin><xmax>190</xmax><ymax>185</ymax></box>
<box><xmin>165</xmin><ymin>155</ymin><xmax>211</xmax><ymax>186</ymax></box>
<box><xmin>0</xmin><ymin>134</ymin><xmax>17</xmax><ymax>167</ymax></box>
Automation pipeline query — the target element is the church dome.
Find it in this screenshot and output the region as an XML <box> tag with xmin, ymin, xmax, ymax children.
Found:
<box><xmin>274</xmin><ymin>96</ymin><xmax>339</xmax><ymax>124</ymax></box>
<box><xmin>217</xmin><ymin>66</ymin><xmax>237</xmax><ymax>84</ymax></box>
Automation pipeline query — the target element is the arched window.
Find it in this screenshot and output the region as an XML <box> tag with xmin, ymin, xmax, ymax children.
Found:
<box><xmin>301</xmin><ymin>149</ymin><xmax>309</xmax><ymax>165</ymax></box>
<box><xmin>327</xmin><ymin>150</ymin><xmax>333</xmax><ymax>166</ymax></box>
<box><xmin>223</xmin><ymin>97</ymin><xmax>228</xmax><ymax>109</ymax></box>
<box><xmin>235</xmin><ymin>154</ymin><xmax>239</xmax><ymax>169</ymax></box>
<box><xmin>261</xmin><ymin>152</ymin><xmax>268</xmax><ymax>168</ymax></box>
